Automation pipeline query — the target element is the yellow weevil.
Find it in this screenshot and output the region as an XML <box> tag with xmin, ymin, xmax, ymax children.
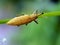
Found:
<box><xmin>6</xmin><ymin>10</ymin><xmax>44</xmax><ymax>26</ymax></box>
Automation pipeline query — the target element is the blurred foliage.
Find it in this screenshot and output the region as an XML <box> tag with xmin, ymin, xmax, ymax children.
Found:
<box><xmin>1</xmin><ymin>0</ymin><xmax>60</xmax><ymax>45</ymax></box>
<box><xmin>6</xmin><ymin>0</ymin><xmax>20</xmax><ymax>4</ymax></box>
<box><xmin>50</xmin><ymin>0</ymin><xmax>60</xmax><ymax>4</ymax></box>
<box><xmin>5</xmin><ymin>0</ymin><xmax>35</xmax><ymax>4</ymax></box>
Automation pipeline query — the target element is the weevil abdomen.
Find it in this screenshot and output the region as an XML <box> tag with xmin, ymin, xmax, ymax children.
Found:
<box><xmin>6</xmin><ymin>14</ymin><xmax>38</xmax><ymax>26</ymax></box>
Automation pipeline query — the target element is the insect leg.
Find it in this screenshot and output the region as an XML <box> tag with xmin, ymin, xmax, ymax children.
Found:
<box><xmin>35</xmin><ymin>10</ymin><xmax>38</xmax><ymax>15</ymax></box>
<box><xmin>32</xmin><ymin>9</ymin><xmax>38</xmax><ymax>15</ymax></box>
<box><xmin>34</xmin><ymin>20</ymin><xmax>38</xmax><ymax>24</ymax></box>
<box><xmin>26</xmin><ymin>24</ymin><xmax>28</xmax><ymax>26</ymax></box>
<box><xmin>17</xmin><ymin>25</ymin><xmax>20</xmax><ymax>27</ymax></box>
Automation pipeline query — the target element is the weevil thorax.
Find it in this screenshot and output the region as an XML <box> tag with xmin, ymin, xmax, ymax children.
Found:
<box><xmin>30</xmin><ymin>13</ymin><xmax>40</xmax><ymax>20</ymax></box>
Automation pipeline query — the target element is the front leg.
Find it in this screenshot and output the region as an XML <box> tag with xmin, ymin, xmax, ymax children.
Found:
<box><xmin>34</xmin><ymin>20</ymin><xmax>38</xmax><ymax>24</ymax></box>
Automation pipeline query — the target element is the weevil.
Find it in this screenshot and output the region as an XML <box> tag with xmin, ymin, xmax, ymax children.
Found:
<box><xmin>6</xmin><ymin>10</ymin><xmax>44</xmax><ymax>26</ymax></box>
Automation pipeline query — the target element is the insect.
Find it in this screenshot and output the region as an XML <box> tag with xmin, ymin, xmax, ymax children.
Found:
<box><xmin>6</xmin><ymin>10</ymin><xmax>44</xmax><ymax>26</ymax></box>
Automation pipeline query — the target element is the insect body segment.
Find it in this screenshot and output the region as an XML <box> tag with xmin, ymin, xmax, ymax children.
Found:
<box><xmin>6</xmin><ymin>10</ymin><xmax>43</xmax><ymax>26</ymax></box>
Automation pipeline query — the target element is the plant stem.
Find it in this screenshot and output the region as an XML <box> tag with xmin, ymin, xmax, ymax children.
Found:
<box><xmin>0</xmin><ymin>11</ymin><xmax>60</xmax><ymax>24</ymax></box>
<box><xmin>0</xmin><ymin>19</ymin><xmax>10</xmax><ymax>24</ymax></box>
<box><xmin>43</xmin><ymin>11</ymin><xmax>60</xmax><ymax>16</ymax></box>
<box><xmin>39</xmin><ymin>11</ymin><xmax>60</xmax><ymax>18</ymax></box>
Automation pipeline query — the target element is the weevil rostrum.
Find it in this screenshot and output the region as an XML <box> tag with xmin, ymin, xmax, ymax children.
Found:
<box><xmin>6</xmin><ymin>10</ymin><xmax>44</xmax><ymax>26</ymax></box>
